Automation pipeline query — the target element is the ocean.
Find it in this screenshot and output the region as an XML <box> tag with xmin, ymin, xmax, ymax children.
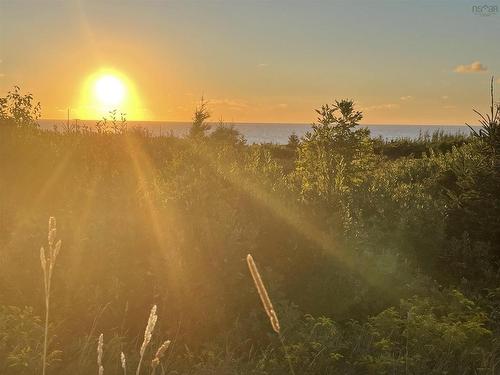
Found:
<box><xmin>38</xmin><ymin>120</ymin><xmax>477</xmax><ymax>145</ymax></box>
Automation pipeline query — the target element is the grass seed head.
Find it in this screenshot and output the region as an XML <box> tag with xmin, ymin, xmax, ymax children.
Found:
<box><xmin>120</xmin><ymin>352</ymin><xmax>126</xmax><ymax>369</ymax></box>
<box><xmin>48</xmin><ymin>217</ymin><xmax>56</xmax><ymax>247</ymax></box>
<box><xmin>40</xmin><ymin>247</ymin><xmax>47</xmax><ymax>273</ymax></box>
<box><xmin>140</xmin><ymin>305</ymin><xmax>158</xmax><ymax>356</ymax></box>
<box><xmin>97</xmin><ymin>333</ymin><xmax>104</xmax><ymax>367</ymax></box>
<box><xmin>246</xmin><ymin>254</ymin><xmax>281</xmax><ymax>334</ymax></box>
<box><xmin>151</xmin><ymin>340</ymin><xmax>170</xmax><ymax>369</ymax></box>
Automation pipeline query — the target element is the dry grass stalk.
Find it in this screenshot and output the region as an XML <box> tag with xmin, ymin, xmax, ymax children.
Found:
<box><xmin>40</xmin><ymin>216</ymin><xmax>62</xmax><ymax>375</ymax></box>
<box><xmin>246</xmin><ymin>254</ymin><xmax>280</xmax><ymax>333</ymax></box>
<box><xmin>247</xmin><ymin>254</ymin><xmax>296</xmax><ymax>375</ymax></box>
<box><xmin>151</xmin><ymin>340</ymin><xmax>171</xmax><ymax>375</ymax></box>
<box><xmin>136</xmin><ymin>305</ymin><xmax>158</xmax><ymax>375</ymax></box>
<box><xmin>97</xmin><ymin>333</ymin><xmax>104</xmax><ymax>375</ymax></box>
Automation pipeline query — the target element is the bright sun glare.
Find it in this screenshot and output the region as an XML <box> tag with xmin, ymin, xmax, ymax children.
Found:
<box><xmin>79</xmin><ymin>69</ymin><xmax>145</xmax><ymax>120</ymax></box>
<box><xmin>94</xmin><ymin>75</ymin><xmax>126</xmax><ymax>107</ymax></box>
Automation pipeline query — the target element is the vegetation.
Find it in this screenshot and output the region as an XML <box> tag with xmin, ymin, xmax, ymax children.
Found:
<box><xmin>0</xmin><ymin>85</ymin><xmax>499</xmax><ymax>374</ymax></box>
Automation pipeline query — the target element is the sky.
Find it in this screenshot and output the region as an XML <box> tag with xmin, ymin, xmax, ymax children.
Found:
<box><xmin>0</xmin><ymin>0</ymin><xmax>499</xmax><ymax>124</ymax></box>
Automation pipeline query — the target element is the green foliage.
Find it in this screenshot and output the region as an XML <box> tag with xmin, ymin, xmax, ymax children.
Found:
<box><xmin>189</xmin><ymin>97</ymin><xmax>211</xmax><ymax>138</ymax></box>
<box><xmin>287</xmin><ymin>133</ymin><xmax>300</xmax><ymax>151</ymax></box>
<box><xmin>0</xmin><ymin>86</ymin><xmax>41</xmax><ymax>128</ymax></box>
<box><xmin>295</xmin><ymin>99</ymin><xmax>374</xmax><ymax>204</ymax></box>
<box><xmin>251</xmin><ymin>290</ymin><xmax>493</xmax><ymax>375</ymax></box>
<box><xmin>373</xmin><ymin>130</ymin><xmax>470</xmax><ymax>159</ymax></box>
<box><xmin>437</xmin><ymin>141</ymin><xmax>500</xmax><ymax>255</ymax></box>
<box><xmin>354</xmin><ymin>290</ymin><xmax>492</xmax><ymax>374</ymax></box>
<box><xmin>0</xmin><ymin>306</ymin><xmax>60</xmax><ymax>374</ymax></box>
<box><xmin>209</xmin><ymin>120</ymin><xmax>246</xmax><ymax>147</ymax></box>
<box><xmin>0</xmin><ymin>89</ymin><xmax>499</xmax><ymax>374</ymax></box>
<box><xmin>95</xmin><ymin>109</ymin><xmax>128</xmax><ymax>134</ymax></box>
<box><xmin>467</xmin><ymin>77</ymin><xmax>500</xmax><ymax>159</ymax></box>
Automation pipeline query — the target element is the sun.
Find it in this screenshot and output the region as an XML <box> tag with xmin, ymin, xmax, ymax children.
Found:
<box><xmin>78</xmin><ymin>69</ymin><xmax>147</xmax><ymax>120</ymax></box>
<box><xmin>94</xmin><ymin>75</ymin><xmax>126</xmax><ymax>107</ymax></box>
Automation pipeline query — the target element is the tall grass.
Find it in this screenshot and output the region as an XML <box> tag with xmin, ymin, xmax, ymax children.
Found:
<box><xmin>36</xmin><ymin>219</ymin><xmax>292</xmax><ymax>374</ymax></box>
<box><xmin>40</xmin><ymin>217</ymin><xmax>62</xmax><ymax>375</ymax></box>
<box><xmin>97</xmin><ymin>333</ymin><xmax>104</xmax><ymax>375</ymax></box>
<box><xmin>38</xmin><ymin>218</ymin><xmax>175</xmax><ymax>375</ymax></box>
<box><xmin>136</xmin><ymin>305</ymin><xmax>158</xmax><ymax>375</ymax></box>
<box><xmin>92</xmin><ymin>306</ymin><xmax>173</xmax><ymax>375</ymax></box>
<box><xmin>246</xmin><ymin>254</ymin><xmax>295</xmax><ymax>375</ymax></box>
<box><xmin>151</xmin><ymin>341</ymin><xmax>171</xmax><ymax>375</ymax></box>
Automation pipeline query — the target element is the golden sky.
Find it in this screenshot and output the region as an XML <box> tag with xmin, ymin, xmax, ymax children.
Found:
<box><xmin>1</xmin><ymin>1</ymin><xmax>499</xmax><ymax>124</ymax></box>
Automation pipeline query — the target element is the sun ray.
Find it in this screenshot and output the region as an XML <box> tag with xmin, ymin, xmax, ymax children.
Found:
<box><xmin>186</xmin><ymin>141</ymin><xmax>400</xmax><ymax>305</ymax></box>
<box><xmin>122</xmin><ymin>135</ymin><xmax>186</xmax><ymax>288</ymax></box>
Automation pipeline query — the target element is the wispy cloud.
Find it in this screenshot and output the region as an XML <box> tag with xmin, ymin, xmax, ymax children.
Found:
<box><xmin>441</xmin><ymin>95</ymin><xmax>449</xmax><ymax>100</ymax></box>
<box><xmin>210</xmin><ymin>98</ymin><xmax>249</xmax><ymax>110</ymax></box>
<box><xmin>400</xmin><ymin>95</ymin><xmax>413</xmax><ymax>101</ymax></box>
<box><xmin>454</xmin><ymin>61</ymin><xmax>487</xmax><ymax>73</ymax></box>
<box><xmin>257</xmin><ymin>63</ymin><xmax>269</xmax><ymax>68</ymax></box>
<box><xmin>362</xmin><ymin>103</ymin><xmax>399</xmax><ymax>111</ymax></box>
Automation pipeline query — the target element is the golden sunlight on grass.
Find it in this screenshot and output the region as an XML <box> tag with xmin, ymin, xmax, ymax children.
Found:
<box><xmin>78</xmin><ymin>69</ymin><xmax>144</xmax><ymax>120</ymax></box>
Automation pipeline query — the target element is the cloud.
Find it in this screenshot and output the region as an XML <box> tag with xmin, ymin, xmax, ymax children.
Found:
<box><xmin>400</xmin><ymin>96</ymin><xmax>413</xmax><ymax>101</ymax></box>
<box><xmin>441</xmin><ymin>95</ymin><xmax>449</xmax><ymax>100</ymax></box>
<box><xmin>257</xmin><ymin>63</ymin><xmax>269</xmax><ymax>68</ymax></box>
<box><xmin>454</xmin><ymin>61</ymin><xmax>487</xmax><ymax>73</ymax></box>
<box><xmin>210</xmin><ymin>98</ymin><xmax>249</xmax><ymax>110</ymax></box>
<box><xmin>0</xmin><ymin>73</ymin><xmax>4</xmax><ymax>78</ymax></box>
<box><xmin>362</xmin><ymin>103</ymin><xmax>399</xmax><ymax>111</ymax></box>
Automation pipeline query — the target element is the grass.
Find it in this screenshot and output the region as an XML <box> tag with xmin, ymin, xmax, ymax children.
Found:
<box><xmin>40</xmin><ymin>217</ymin><xmax>62</xmax><ymax>375</ymax></box>
<box><xmin>38</xmin><ymin>219</ymin><xmax>295</xmax><ymax>374</ymax></box>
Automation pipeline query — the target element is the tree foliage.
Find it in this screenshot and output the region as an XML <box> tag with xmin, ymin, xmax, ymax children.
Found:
<box><xmin>0</xmin><ymin>86</ymin><xmax>41</xmax><ymax>128</ymax></box>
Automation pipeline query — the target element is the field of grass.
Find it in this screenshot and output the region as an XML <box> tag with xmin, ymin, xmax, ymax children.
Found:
<box><xmin>1</xmin><ymin>89</ymin><xmax>500</xmax><ymax>374</ymax></box>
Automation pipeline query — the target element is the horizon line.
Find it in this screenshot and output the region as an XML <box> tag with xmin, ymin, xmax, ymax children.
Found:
<box><xmin>38</xmin><ymin>118</ymin><xmax>469</xmax><ymax>127</ymax></box>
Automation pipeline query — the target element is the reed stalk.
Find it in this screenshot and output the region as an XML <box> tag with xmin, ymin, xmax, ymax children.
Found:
<box><xmin>40</xmin><ymin>217</ymin><xmax>62</xmax><ymax>375</ymax></box>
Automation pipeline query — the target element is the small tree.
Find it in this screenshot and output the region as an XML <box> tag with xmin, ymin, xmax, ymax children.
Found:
<box><xmin>295</xmin><ymin>99</ymin><xmax>373</xmax><ymax>203</ymax></box>
<box><xmin>449</xmin><ymin>77</ymin><xmax>500</xmax><ymax>249</ymax></box>
<box><xmin>287</xmin><ymin>132</ymin><xmax>300</xmax><ymax>150</ymax></box>
<box><xmin>189</xmin><ymin>97</ymin><xmax>211</xmax><ymax>138</ymax></box>
<box><xmin>0</xmin><ymin>86</ymin><xmax>41</xmax><ymax>128</ymax></box>
<box><xmin>467</xmin><ymin>76</ymin><xmax>500</xmax><ymax>166</ymax></box>
<box><xmin>209</xmin><ymin>118</ymin><xmax>245</xmax><ymax>147</ymax></box>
